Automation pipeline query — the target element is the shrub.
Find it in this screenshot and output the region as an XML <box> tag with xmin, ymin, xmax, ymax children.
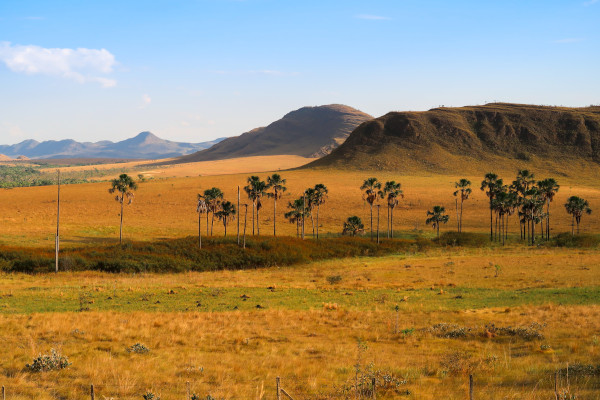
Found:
<box><xmin>142</xmin><ymin>393</ymin><xmax>160</xmax><ymax>400</ymax></box>
<box><xmin>127</xmin><ymin>343</ymin><xmax>150</xmax><ymax>354</ymax></box>
<box><xmin>326</xmin><ymin>275</ymin><xmax>342</xmax><ymax>285</ymax></box>
<box><xmin>26</xmin><ymin>349</ymin><xmax>71</xmax><ymax>372</ymax></box>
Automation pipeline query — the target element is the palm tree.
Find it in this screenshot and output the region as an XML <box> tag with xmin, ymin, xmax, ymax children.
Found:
<box><xmin>425</xmin><ymin>206</ymin><xmax>449</xmax><ymax>238</ymax></box>
<box><xmin>312</xmin><ymin>184</ymin><xmax>328</xmax><ymax>240</ymax></box>
<box><xmin>244</xmin><ymin>176</ymin><xmax>268</xmax><ymax>236</ymax></box>
<box><xmin>266</xmin><ymin>174</ymin><xmax>287</xmax><ymax>237</ymax></box>
<box><xmin>196</xmin><ymin>194</ymin><xmax>208</xmax><ymax>248</ymax></box>
<box><xmin>537</xmin><ymin>178</ymin><xmax>560</xmax><ymax>239</ymax></box>
<box><xmin>342</xmin><ymin>216</ymin><xmax>364</xmax><ymax>236</ymax></box>
<box><xmin>565</xmin><ymin>196</ymin><xmax>592</xmax><ymax>235</ymax></box>
<box><xmin>481</xmin><ymin>173</ymin><xmax>503</xmax><ymax>241</ymax></box>
<box><xmin>215</xmin><ymin>201</ymin><xmax>236</xmax><ymax>237</ymax></box>
<box><xmin>512</xmin><ymin>170</ymin><xmax>536</xmax><ymax>240</ymax></box>
<box><xmin>361</xmin><ymin>178</ymin><xmax>383</xmax><ymax>241</ymax></box>
<box><xmin>285</xmin><ymin>198</ymin><xmax>307</xmax><ymax>237</ymax></box>
<box><xmin>203</xmin><ymin>187</ymin><xmax>224</xmax><ymax>235</ymax></box>
<box><xmin>382</xmin><ymin>181</ymin><xmax>403</xmax><ymax>238</ymax></box>
<box><xmin>108</xmin><ymin>173</ymin><xmax>138</xmax><ymax>245</ymax></box>
<box><xmin>304</xmin><ymin>187</ymin><xmax>317</xmax><ymax>237</ymax></box>
<box><xmin>453</xmin><ymin>179</ymin><xmax>471</xmax><ymax>233</ymax></box>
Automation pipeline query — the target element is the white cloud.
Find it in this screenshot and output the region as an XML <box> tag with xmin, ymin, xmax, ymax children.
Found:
<box><xmin>554</xmin><ymin>38</ymin><xmax>585</xmax><ymax>43</ymax></box>
<box><xmin>356</xmin><ymin>14</ymin><xmax>391</xmax><ymax>20</ymax></box>
<box><xmin>0</xmin><ymin>42</ymin><xmax>117</xmax><ymax>87</ymax></box>
<box><xmin>584</xmin><ymin>0</ymin><xmax>599</xmax><ymax>6</ymax></box>
<box><xmin>139</xmin><ymin>94</ymin><xmax>152</xmax><ymax>109</ymax></box>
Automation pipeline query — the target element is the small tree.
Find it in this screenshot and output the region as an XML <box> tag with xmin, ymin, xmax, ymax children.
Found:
<box><xmin>382</xmin><ymin>181</ymin><xmax>403</xmax><ymax>238</ymax></box>
<box><xmin>361</xmin><ymin>178</ymin><xmax>383</xmax><ymax>240</ymax></box>
<box><xmin>481</xmin><ymin>173</ymin><xmax>502</xmax><ymax>241</ymax></box>
<box><xmin>215</xmin><ymin>201</ymin><xmax>236</xmax><ymax>237</ymax></box>
<box><xmin>203</xmin><ymin>187</ymin><xmax>223</xmax><ymax>235</ymax></box>
<box><xmin>426</xmin><ymin>206</ymin><xmax>449</xmax><ymax>238</ymax></box>
<box><xmin>244</xmin><ymin>176</ymin><xmax>268</xmax><ymax>236</ymax></box>
<box><xmin>343</xmin><ymin>216</ymin><xmax>364</xmax><ymax>236</ymax></box>
<box><xmin>285</xmin><ymin>198</ymin><xmax>307</xmax><ymax>237</ymax></box>
<box><xmin>453</xmin><ymin>179</ymin><xmax>471</xmax><ymax>233</ymax></box>
<box><xmin>538</xmin><ymin>178</ymin><xmax>560</xmax><ymax>239</ymax></box>
<box><xmin>312</xmin><ymin>183</ymin><xmax>328</xmax><ymax>240</ymax></box>
<box><xmin>108</xmin><ymin>173</ymin><xmax>138</xmax><ymax>245</ymax></box>
<box><xmin>565</xmin><ymin>196</ymin><xmax>592</xmax><ymax>235</ymax></box>
<box><xmin>266</xmin><ymin>174</ymin><xmax>287</xmax><ymax>237</ymax></box>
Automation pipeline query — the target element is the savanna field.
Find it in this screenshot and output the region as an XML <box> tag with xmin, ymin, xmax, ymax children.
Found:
<box><xmin>1</xmin><ymin>158</ymin><xmax>600</xmax><ymax>399</ymax></box>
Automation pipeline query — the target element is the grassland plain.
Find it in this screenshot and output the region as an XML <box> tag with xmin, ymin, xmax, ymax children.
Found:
<box><xmin>0</xmin><ymin>167</ymin><xmax>598</xmax><ymax>247</ymax></box>
<box><xmin>1</xmin><ymin>248</ymin><xmax>600</xmax><ymax>399</ymax></box>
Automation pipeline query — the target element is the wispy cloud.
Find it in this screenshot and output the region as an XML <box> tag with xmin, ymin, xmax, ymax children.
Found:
<box><xmin>554</xmin><ymin>38</ymin><xmax>585</xmax><ymax>44</ymax></box>
<box><xmin>0</xmin><ymin>42</ymin><xmax>117</xmax><ymax>87</ymax></box>
<box><xmin>139</xmin><ymin>94</ymin><xmax>152</xmax><ymax>109</ymax></box>
<box><xmin>584</xmin><ymin>0</ymin><xmax>599</xmax><ymax>6</ymax></box>
<box><xmin>356</xmin><ymin>14</ymin><xmax>391</xmax><ymax>21</ymax></box>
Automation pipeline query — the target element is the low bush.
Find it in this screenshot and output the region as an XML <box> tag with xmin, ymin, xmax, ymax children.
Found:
<box><xmin>26</xmin><ymin>349</ymin><xmax>71</xmax><ymax>372</ymax></box>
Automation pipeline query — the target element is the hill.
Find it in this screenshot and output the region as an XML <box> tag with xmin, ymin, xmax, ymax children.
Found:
<box><xmin>307</xmin><ymin>103</ymin><xmax>600</xmax><ymax>174</ymax></box>
<box><xmin>168</xmin><ymin>104</ymin><xmax>372</xmax><ymax>164</ymax></box>
<box><xmin>0</xmin><ymin>132</ymin><xmax>226</xmax><ymax>160</ymax></box>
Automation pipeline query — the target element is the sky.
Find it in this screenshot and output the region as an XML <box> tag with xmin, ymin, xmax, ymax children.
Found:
<box><xmin>0</xmin><ymin>0</ymin><xmax>599</xmax><ymax>145</ymax></box>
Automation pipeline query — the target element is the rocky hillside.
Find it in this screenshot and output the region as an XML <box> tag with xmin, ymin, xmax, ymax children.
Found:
<box><xmin>307</xmin><ymin>103</ymin><xmax>600</xmax><ymax>173</ymax></box>
<box><xmin>171</xmin><ymin>104</ymin><xmax>372</xmax><ymax>163</ymax></box>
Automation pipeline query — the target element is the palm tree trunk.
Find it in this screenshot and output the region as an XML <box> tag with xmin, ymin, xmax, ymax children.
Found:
<box><xmin>387</xmin><ymin>206</ymin><xmax>390</xmax><ymax>238</ymax></box>
<box><xmin>376</xmin><ymin>205</ymin><xmax>380</xmax><ymax>244</ymax></box>
<box><xmin>237</xmin><ymin>186</ymin><xmax>240</xmax><ymax>245</ymax></box>
<box><xmin>257</xmin><ymin>207</ymin><xmax>260</xmax><ymax>236</ymax></box>
<box><xmin>310</xmin><ymin>213</ymin><xmax>315</xmax><ymax>238</ymax></box>
<box><xmin>489</xmin><ymin>200</ymin><xmax>493</xmax><ymax>241</ymax></box>
<box><xmin>455</xmin><ymin>198</ymin><xmax>460</xmax><ymax>233</ymax></box>
<box><xmin>198</xmin><ymin>213</ymin><xmax>202</xmax><ymax>249</ymax></box>
<box><xmin>119</xmin><ymin>199</ymin><xmax>124</xmax><ymax>245</ymax></box>
<box><xmin>370</xmin><ymin>204</ymin><xmax>373</xmax><ymax>241</ymax></box>
<box><xmin>273</xmin><ymin>198</ymin><xmax>277</xmax><ymax>237</ymax></box>
<box><xmin>224</xmin><ymin>217</ymin><xmax>227</xmax><ymax>237</ymax></box>
<box><xmin>316</xmin><ymin>204</ymin><xmax>320</xmax><ymax>240</ymax></box>
<box><xmin>577</xmin><ymin>218</ymin><xmax>580</xmax><ymax>235</ymax></box>
<box><xmin>460</xmin><ymin>198</ymin><xmax>464</xmax><ymax>233</ymax></box>
<box><xmin>571</xmin><ymin>215</ymin><xmax>575</xmax><ymax>236</ymax></box>
<box><xmin>243</xmin><ymin>205</ymin><xmax>247</xmax><ymax>249</ymax></box>
<box><xmin>390</xmin><ymin>207</ymin><xmax>394</xmax><ymax>239</ymax></box>
<box><xmin>252</xmin><ymin>201</ymin><xmax>255</xmax><ymax>236</ymax></box>
<box><xmin>437</xmin><ymin>224</ymin><xmax>440</xmax><ymax>239</ymax></box>
<box><xmin>206</xmin><ymin>212</ymin><xmax>210</xmax><ymax>236</ymax></box>
<box><xmin>546</xmin><ymin>200</ymin><xmax>551</xmax><ymax>239</ymax></box>
<box><xmin>211</xmin><ymin>213</ymin><xmax>214</xmax><ymax>235</ymax></box>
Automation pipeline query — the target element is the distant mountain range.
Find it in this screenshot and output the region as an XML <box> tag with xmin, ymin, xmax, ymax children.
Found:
<box><xmin>167</xmin><ymin>104</ymin><xmax>372</xmax><ymax>164</ymax></box>
<box><xmin>0</xmin><ymin>132</ymin><xmax>226</xmax><ymax>160</ymax></box>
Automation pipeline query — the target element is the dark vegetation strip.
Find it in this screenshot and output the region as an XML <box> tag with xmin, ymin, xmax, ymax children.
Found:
<box><xmin>0</xmin><ymin>232</ymin><xmax>598</xmax><ymax>274</ymax></box>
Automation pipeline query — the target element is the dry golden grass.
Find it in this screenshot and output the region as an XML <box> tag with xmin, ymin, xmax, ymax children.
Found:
<box><xmin>1</xmin><ymin>167</ymin><xmax>598</xmax><ymax>247</ymax></box>
<box><xmin>1</xmin><ymin>248</ymin><xmax>600</xmax><ymax>399</ymax></box>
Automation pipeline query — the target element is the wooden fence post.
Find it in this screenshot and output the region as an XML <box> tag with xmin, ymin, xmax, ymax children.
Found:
<box><xmin>372</xmin><ymin>377</ymin><xmax>376</xmax><ymax>399</ymax></box>
<box><xmin>2</xmin><ymin>385</ymin><xmax>5</xmax><ymax>400</ymax></box>
<box><xmin>554</xmin><ymin>371</ymin><xmax>559</xmax><ymax>400</ymax></box>
<box><xmin>469</xmin><ymin>374</ymin><xmax>473</xmax><ymax>400</ymax></box>
<box><xmin>90</xmin><ymin>384</ymin><xmax>95</xmax><ymax>400</ymax></box>
<box><xmin>276</xmin><ymin>376</ymin><xmax>281</xmax><ymax>400</ymax></box>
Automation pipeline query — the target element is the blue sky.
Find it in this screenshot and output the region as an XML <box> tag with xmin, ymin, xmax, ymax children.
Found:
<box><xmin>0</xmin><ymin>0</ymin><xmax>598</xmax><ymax>145</ymax></box>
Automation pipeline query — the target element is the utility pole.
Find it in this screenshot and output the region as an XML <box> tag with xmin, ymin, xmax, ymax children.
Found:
<box><xmin>55</xmin><ymin>169</ymin><xmax>60</xmax><ymax>273</ymax></box>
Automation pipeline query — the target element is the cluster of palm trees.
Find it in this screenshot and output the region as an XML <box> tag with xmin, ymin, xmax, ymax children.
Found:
<box><xmin>107</xmin><ymin>170</ymin><xmax>593</xmax><ymax>247</ymax></box>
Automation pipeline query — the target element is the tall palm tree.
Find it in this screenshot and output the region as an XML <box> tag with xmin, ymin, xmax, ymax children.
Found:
<box><xmin>565</xmin><ymin>196</ymin><xmax>592</xmax><ymax>235</ymax></box>
<box><xmin>108</xmin><ymin>173</ymin><xmax>138</xmax><ymax>245</ymax></box>
<box><xmin>453</xmin><ymin>179</ymin><xmax>471</xmax><ymax>233</ymax></box>
<box><xmin>196</xmin><ymin>194</ymin><xmax>208</xmax><ymax>248</ymax></box>
<box><xmin>481</xmin><ymin>173</ymin><xmax>502</xmax><ymax>241</ymax></box>
<box><xmin>244</xmin><ymin>176</ymin><xmax>268</xmax><ymax>236</ymax></box>
<box><xmin>215</xmin><ymin>201</ymin><xmax>236</xmax><ymax>237</ymax></box>
<box><xmin>426</xmin><ymin>205</ymin><xmax>450</xmax><ymax>238</ymax></box>
<box><xmin>537</xmin><ymin>178</ymin><xmax>560</xmax><ymax>239</ymax></box>
<box><xmin>360</xmin><ymin>178</ymin><xmax>383</xmax><ymax>241</ymax></box>
<box><xmin>304</xmin><ymin>187</ymin><xmax>317</xmax><ymax>237</ymax></box>
<box><xmin>312</xmin><ymin>184</ymin><xmax>328</xmax><ymax>240</ymax></box>
<box><xmin>512</xmin><ymin>170</ymin><xmax>536</xmax><ymax>241</ymax></box>
<box><xmin>342</xmin><ymin>216</ymin><xmax>364</xmax><ymax>236</ymax></box>
<box><xmin>382</xmin><ymin>181</ymin><xmax>403</xmax><ymax>238</ymax></box>
<box><xmin>203</xmin><ymin>187</ymin><xmax>224</xmax><ymax>235</ymax></box>
<box><xmin>266</xmin><ymin>174</ymin><xmax>287</xmax><ymax>237</ymax></box>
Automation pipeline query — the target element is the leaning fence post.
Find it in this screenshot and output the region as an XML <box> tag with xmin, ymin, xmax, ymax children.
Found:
<box><xmin>469</xmin><ymin>374</ymin><xmax>473</xmax><ymax>400</ymax></box>
<box><xmin>2</xmin><ymin>385</ymin><xmax>5</xmax><ymax>400</ymax></box>
<box><xmin>276</xmin><ymin>376</ymin><xmax>281</xmax><ymax>400</ymax></box>
<box><xmin>90</xmin><ymin>384</ymin><xmax>95</xmax><ymax>400</ymax></box>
